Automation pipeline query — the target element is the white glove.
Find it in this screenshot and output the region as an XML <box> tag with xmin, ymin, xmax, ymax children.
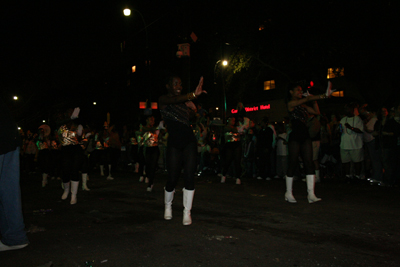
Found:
<box><xmin>325</xmin><ymin>81</ymin><xmax>336</xmax><ymax>97</ymax></box>
<box><xmin>302</xmin><ymin>90</ymin><xmax>311</xmax><ymax>97</ymax></box>
<box><xmin>157</xmin><ymin>121</ymin><xmax>165</xmax><ymax>130</ymax></box>
<box><xmin>71</xmin><ymin>107</ymin><xmax>80</xmax><ymax>119</ymax></box>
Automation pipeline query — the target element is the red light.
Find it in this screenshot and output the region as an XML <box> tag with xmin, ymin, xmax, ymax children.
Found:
<box><xmin>310</xmin><ymin>81</ymin><xmax>314</xmax><ymax>87</ymax></box>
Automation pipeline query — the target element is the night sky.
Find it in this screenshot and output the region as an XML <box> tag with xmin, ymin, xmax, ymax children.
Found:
<box><xmin>2</xmin><ymin>1</ymin><xmax>399</xmax><ymax>130</ymax></box>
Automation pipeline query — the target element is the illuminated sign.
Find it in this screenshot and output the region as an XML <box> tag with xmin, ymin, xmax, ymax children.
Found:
<box><xmin>139</xmin><ymin>102</ymin><xmax>158</xmax><ymax>109</ymax></box>
<box><xmin>231</xmin><ymin>104</ymin><xmax>270</xmax><ymax>114</ymax></box>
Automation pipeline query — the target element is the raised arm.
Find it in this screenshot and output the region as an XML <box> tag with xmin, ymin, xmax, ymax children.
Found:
<box><xmin>288</xmin><ymin>81</ymin><xmax>334</xmax><ymax>112</ymax></box>
<box><xmin>288</xmin><ymin>94</ymin><xmax>326</xmax><ymax>112</ymax></box>
<box><xmin>159</xmin><ymin>94</ymin><xmax>196</xmax><ymax>107</ymax></box>
<box><xmin>159</xmin><ymin>77</ymin><xmax>206</xmax><ymax>108</ymax></box>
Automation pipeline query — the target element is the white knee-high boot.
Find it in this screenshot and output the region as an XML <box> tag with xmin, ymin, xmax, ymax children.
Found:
<box><xmin>182</xmin><ymin>188</ymin><xmax>195</xmax><ymax>225</ymax></box>
<box><xmin>82</xmin><ymin>173</ymin><xmax>90</xmax><ymax>191</ymax></box>
<box><xmin>285</xmin><ymin>176</ymin><xmax>297</xmax><ymax>203</ymax></box>
<box><xmin>61</xmin><ymin>182</ymin><xmax>70</xmax><ymax>200</ymax></box>
<box><xmin>42</xmin><ymin>173</ymin><xmax>48</xmax><ymax>187</ymax></box>
<box><xmin>164</xmin><ymin>189</ymin><xmax>175</xmax><ymax>220</ymax></box>
<box><xmin>70</xmin><ymin>181</ymin><xmax>79</xmax><ymax>205</ymax></box>
<box><xmin>306</xmin><ymin>174</ymin><xmax>321</xmax><ymax>203</ymax></box>
<box><xmin>107</xmin><ymin>164</ymin><xmax>114</xmax><ymax>180</ymax></box>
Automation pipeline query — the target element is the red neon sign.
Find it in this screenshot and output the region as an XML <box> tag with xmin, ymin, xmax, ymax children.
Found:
<box><xmin>245</xmin><ymin>106</ymin><xmax>259</xmax><ymax>112</ymax></box>
<box><xmin>260</xmin><ymin>104</ymin><xmax>270</xmax><ymax>110</ymax></box>
<box><xmin>231</xmin><ymin>104</ymin><xmax>270</xmax><ymax>114</ymax></box>
<box><xmin>139</xmin><ymin>102</ymin><xmax>158</xmax><ymax>109</ymax></box>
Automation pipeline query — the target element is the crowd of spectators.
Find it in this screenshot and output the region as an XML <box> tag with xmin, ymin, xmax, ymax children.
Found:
<box><xmin>17</xmin><ymin>101</ymin><xmax>400</xmax><ymax>188</ymax></box>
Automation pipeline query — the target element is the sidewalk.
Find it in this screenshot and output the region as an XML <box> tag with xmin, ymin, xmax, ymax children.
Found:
<box><xmin>1</xmin><ymin>170</ymin><xmax>400</xmax><ymax>266</ymax></box>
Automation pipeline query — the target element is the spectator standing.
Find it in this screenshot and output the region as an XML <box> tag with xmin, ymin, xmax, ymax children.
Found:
<box><xmin>236</xmin><ymin>102</ymin><xmax>246</xmax><ymax>118</ymax></box>
<box><xmin>363</xmin><ymin>108</ymin><xmax>382</xmax><ymax>183</ymax></box>
<box><xmin>373</xmin><ymin>107</ymin><xmax>400</xmax><ymax>186</ymax></box>
<box><xmin>243</xmin><ymin>128</ymin><xmax>257</xmax><ymax>179</ymax></box>
<box><xmin>339</xmin><ymin>103</ymin><xmax>365</xmax><ymax>181</ymax></box>
<box><xmin>255</xmin><ymin>117</ymin><xmax>274</xmax><ymax>180</ymax></box>
<box><xmin>0</xmin><ymin>97</ymin><xmax>29</xmax><ymax>251</ymax></box>
<box><xmin>221</xmin><ymin>116</ymin><xmax>243</xmax><ymax>184</ymax></box>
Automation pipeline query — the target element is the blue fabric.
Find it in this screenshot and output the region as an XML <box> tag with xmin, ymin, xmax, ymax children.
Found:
<box><xmin>0</xmin><ymin>147</ymin><xmax>29</xmax><ymax>246</ymax></box>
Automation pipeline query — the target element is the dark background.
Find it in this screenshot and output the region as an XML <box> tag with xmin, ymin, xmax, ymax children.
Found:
<box><xmin>2</xmin><ymin>1</ymin><xmax>399</xmax><ymax>131</ymax></box>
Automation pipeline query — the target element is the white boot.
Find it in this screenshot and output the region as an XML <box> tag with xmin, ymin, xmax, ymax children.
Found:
<box><xmin>70</xmin><ymin>181</ymin><xmax>79</xmax><ymax>205</ymax></box>
<box><xmin>164</xmin><ymin>189</ymin><xmax>175</xmax><ymax>220</ymax></box>
<box><xmin>182</xmin><ymin>188</ymin><xmax>195</xmax><ymax>226</ymax></box>
<box><xmin>61</xmin><ymin>182</ymin><xmax>70</xmax><ymax>200</ymax></box>
<box><xmin>221</xmin><ymin>176</ymin><xmax>226</xmax><ymax>183</ymax></box>
<box><xmin>42</xmin><ymin>173</ymin><xmax>48</xmax><ymax>187</ymax></box>
<box><xmin>306</xmin><ymin>174</ymin><xmax>321</xmax><ymax>203</ymax></box>
<box><xmin>100</xmin><ymin>165</ymin><xmax>104</xmax><ymax>176</ymax></box>
<box><xmin>82</xmin><ymin>173</ymin><xmax>90</xmax><ymax>191</ymax></box>
<box><xmin>107</xmin><ymin>164</ymin><xmax>114</xmax><ymax>180</ymax></box>
<box><xmin>284</xmin><ymin>176</ymin><xmax>297</xmax><ymax>203</ymax></box>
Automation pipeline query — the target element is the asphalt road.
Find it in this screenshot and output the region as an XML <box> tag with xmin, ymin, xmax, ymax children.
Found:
<box><xmin>1</xmin><ymin>169</ymin><xmax>400</xmax><ymax>267</ymax></box>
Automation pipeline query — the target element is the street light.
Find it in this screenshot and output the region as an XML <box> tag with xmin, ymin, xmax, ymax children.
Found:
<box><xmin>123</xmin><ymin>7</ymin><xmax>151</xmax><ymax>106</ymax></box>
<box><xmin>123</xmin><ymin>8</ymin><xmax>131</xmax><ymax>16</ymax></box>
<box><xmin>13</xmin><ymin>96</ymin><xmax>18</xmax><ymax>100</ymax></box>
<box><xmin>122</xmin><ymin>8</ymin><xmax>149</xmax><ymax>57</ymax></box>
<box><xmin>214</xmin><ymin>60</ymin><xmax>228</xmax><ymax>122</ymax></box>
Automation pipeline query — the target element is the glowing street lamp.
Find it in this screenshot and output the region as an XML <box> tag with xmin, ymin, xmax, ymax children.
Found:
<box><xmin>123</xmin><ymin>8</ymin><xmax>131</xmax><ymax>16</ymax></box>
<box><xmin>123</xmin><ymin>7</ymin><xmax>152</xmax><ymax>105</ymax></box>
<box><xmin>13</xmin><ymin>96</ymin><xmax>18</xmax><ymax>100</ymax></box>
<box><xmin>122</xmin><ymin>8</ymin><xmax>148</xmax><ymax>50</ymax></box>
<box><xmin>214</xmin><ymin>60</ymin><xmax>229</xmax><ymax>122</ymax></box>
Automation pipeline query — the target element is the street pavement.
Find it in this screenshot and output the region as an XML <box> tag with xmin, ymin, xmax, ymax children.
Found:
<box><xmin>1</xmin><ymin>169</ymin><xmax>400</xmax><ymax>267</ymax></box>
